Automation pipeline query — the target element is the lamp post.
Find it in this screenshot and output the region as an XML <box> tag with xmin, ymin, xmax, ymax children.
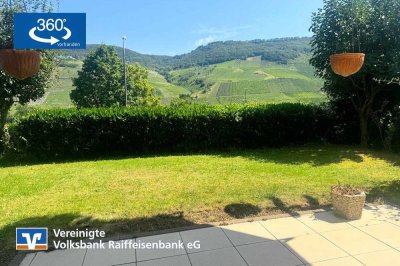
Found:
<box><xmin>122</xmin><ymin>36</ymin><xmax>127</xmax><ymax>106</ymax></box>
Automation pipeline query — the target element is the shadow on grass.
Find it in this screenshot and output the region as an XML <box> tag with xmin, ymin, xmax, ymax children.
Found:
<box><xmin>367</xmin><ymin>180</ymin><xmax>400</xmax><ymax>206</ymax></box>
<box><xmin>303</xmin><ymin>195</ymin><xmax>320</xmax><ymax>208</ymax></box>
<box><xmin>2</xmin><ymin>145</ymin><xmax>400</xmax><ymax>169</ymax></box>
<box><xmin>268</xmin><ymin>195</ymin><xmax>330</xmax><ymax>217</ymax></box>
<box><xmin>224</xmin><ymin>203</ymin><xmax>261</xmax><ymax>219</ymax></box>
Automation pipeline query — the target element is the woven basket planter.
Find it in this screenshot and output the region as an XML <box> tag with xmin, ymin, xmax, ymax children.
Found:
<box><xmin>330</xmin><ymin>53</ymin><xmax>365</xmax><ymax>77</ymax></box>
<box><xmin>332</xmin><ymin>190</ymin><xmax>366</xmax><ymax>220</ymax></box>
<box><xmin>0</xmin><ymin>49</ymin><xmax>41</xmax><ymax>80</ymax></box>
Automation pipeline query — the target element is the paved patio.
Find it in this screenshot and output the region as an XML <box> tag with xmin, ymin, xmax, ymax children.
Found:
<box><xmin>13</xmin><ymin>204</ymin><xmax>400</xmax><ymax>266</ymax></box>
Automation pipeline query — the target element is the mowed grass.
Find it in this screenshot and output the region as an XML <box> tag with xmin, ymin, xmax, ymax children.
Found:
<box><xmin>1</xmin><ymin>145</ymin><xmax>400</xmax><ymax>263</ymax></box>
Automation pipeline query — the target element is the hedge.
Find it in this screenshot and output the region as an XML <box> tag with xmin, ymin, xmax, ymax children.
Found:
<box><xmin>10</xmin><ymin>103</ymin><xmax>335</xmax><ymax>156</ymax></box>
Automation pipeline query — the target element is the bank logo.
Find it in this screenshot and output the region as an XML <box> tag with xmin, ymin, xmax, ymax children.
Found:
<box><xmin>16</xmin><ymin>228</ymin><xmax>48</xmax><ymax>251</ymax></box>
<box><xmin>14</xmin><ymin>13</ymin><xmax>86</xmax><ymax>49</ymax></box>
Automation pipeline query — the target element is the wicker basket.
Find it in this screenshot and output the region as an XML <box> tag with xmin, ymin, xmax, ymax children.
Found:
<box><xmin>0</xmin><ymin>49</ymin><xmax>41</xmax><ymax>80</ymax></box>
<box><xmin>330</xmin><ymin>53</ymin><xmax>365</xmax><ymax>77</ymax></box>
<box><xmin>332</xmin><ymin>191</ymin><xmax>366</xmax><ymax>220</ymax></box>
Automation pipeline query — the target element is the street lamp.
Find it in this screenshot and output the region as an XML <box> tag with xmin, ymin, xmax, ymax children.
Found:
<box><xmin>122</xmin><ymin>36</ymin><xmax>127</xmax><ymax>107</ymax></box>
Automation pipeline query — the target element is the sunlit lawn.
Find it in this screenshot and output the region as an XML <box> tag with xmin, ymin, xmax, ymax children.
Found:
<box><xmin>1</xmin><ymin>145</ymin><xmax>400</xmax><ymax>264</ymax></box>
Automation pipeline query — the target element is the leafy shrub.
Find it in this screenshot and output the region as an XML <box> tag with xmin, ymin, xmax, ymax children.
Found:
<box><xmin>10</xmin><ymin>103</ymin><xmax>335</xmax><ymax>157</ymax></box>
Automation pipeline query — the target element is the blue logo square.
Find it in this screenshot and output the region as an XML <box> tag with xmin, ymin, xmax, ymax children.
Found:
<box><xmin>16</xmin><ymin>228</ymin><xmax>48</xmax><ymax>251</ymax></box>
<box><xmin>14</xmin><ymin>13</ymin><xmax>86</xmax><ymax>49</ymax></box>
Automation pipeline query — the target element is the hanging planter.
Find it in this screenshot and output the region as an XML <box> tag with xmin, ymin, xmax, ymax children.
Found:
<box><xmin>330</xmin><ymin>53</ymin><xmax>365</xmax><ymax>77</ymax></box>
<box><xmin>0</xmin><ymin>49</ymin><xmax>41</xmax><ymax>80</ymax></box>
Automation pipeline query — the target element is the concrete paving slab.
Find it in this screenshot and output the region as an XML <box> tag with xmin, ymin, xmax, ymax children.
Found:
<box><xmin>305</xmin><ymin>256</ymin><xmax>363</xmax><ymax>266</ymax></box>
<box><xmin>222</xmin><ymin>221</ymin><xmax>275</xmax><ymax>246</ymax></box>
<box><xmin>30</xmin><ymin>249</ymin><xmax>86</xmax><ymax>266</ymax></box>
<box><xmin>137</xmin><ymin>255</ymin><xmax>190</xmax><ymax>266</ymax></box>
<box><xmin>15</xmin><ymin>253</ymin><xmax>36</xmax><ymax>266</ymax></box>
<box><xmin>12</xmin><ymin>205</ymin><xmax>400</xmax><ymax>266</ymax></box>
<box><xmin>283</xmin><ymin>233</ymin><xmax>348</xmax><ymax>263</ymax></box>
<box><xmin>189</xmin><ymin>247</ymin><xmax>247</xmax><ymax>266</ymax></box>
<box><xmin>260</xmin><ymin>216</ymin><xmax>315</xmax><ymax>239</ymax></box>
<box><xmin>354</xmin><ymin>248</ymin><xmax>400</xmax><ymax>266</ymax></box>
<box><xmin>180</xmin><ymin>227</ymin><xmax>232</xmax><ymax>253</ymax></box>
<box><xmin>347</xmin><ymin>208</ymin><xmax>388</xmax><ymax>227</ymax></box>
<box><xmin>83</xmin><ymin>240</ymin><xmax>136</xmax><ymax>266</ymax></box>
<box><xmin>321</xmin><ymin>228</ymin><xmax>389</xmax><ymax>255</ymax></box>
<box><xmin>136</xmin><ymin>233</ymin><xmax>185</xmax><ymax>262</ymax></box>
<box><xmin>297</xmin><ymin>211</ymin><xmax>352</xmax><ymax>233</ymax></box>
<box><xmin>237</xmin><ymin>240</ymin><xmax>303</xmax><ymax>266</ymax></box>
<box><xmin>359</xmin><ymin>222</ymin><xmax>400</xmax><ymax>248</ymax></box>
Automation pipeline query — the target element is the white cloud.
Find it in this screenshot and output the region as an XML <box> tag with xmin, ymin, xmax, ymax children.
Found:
<box><xmin>193</xmin><ymin>25</ymin><xmax>253</xmax><ymax>48</ymax></box>
<box><xmin>195</xmin><ymin>36</ymin><xmax>216</xmax><ymax>47</ymax></box>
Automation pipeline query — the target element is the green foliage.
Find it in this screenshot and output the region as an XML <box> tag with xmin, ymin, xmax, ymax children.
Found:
<box><xmin>126</xmin><ymin>64</ymin><xmax>160</xmax><ymax>106</ymax></box>
<box><xmin>310</xmin><ymin>0</ymin><xmax>400</xmax><ymax>82</ymax></box>
<box><xmin>70</xmin><ymin>45</ymin><xmax>124</xmax><ymax>107</ymax></box>
<box><xmin>70</xmin><ymin>45</ymin><xmax>159</xmax><ymax>107</ymax></box>
<box><xmin>10</xmin><ymin>103</ymin><xmax>334</xmax><ymax>156</ymax></box>
<box><xmin>310</xmin><ymin>0</ymin><xmax>400</xmax><ymax>146</ymax></box>
<box><xmin>0</xmin><ymin>0</ymin><xmax>57</xmax><ymax>152</ymax></box>
<box><xmin>62</xmin><ymin>38</ymin><xmax>312</xmax><ymax>71</ymax></box>
<box><xmin>0</xmin><ymin>0</ymin><xmax>57</xmax><ymax>48</ymax></box>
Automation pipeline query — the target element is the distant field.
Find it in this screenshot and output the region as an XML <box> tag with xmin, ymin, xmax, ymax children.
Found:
<box><xmin>41</xmin><ymin>60</ymin><xmax>83</xmax><ymax>108</ymax></box>
<box><xmin>170</xmin><ymin>56</ymin><xmax>326</xmax><ymax>104</ymax></box>
<box><xmin>36</xmin><ymin>61</ymin><xmax>190</xmax><ymax>107</ymax></box>
<box><xmin>30</xmin><ymin>56</ymin><xmax>325</xmax><ymax>108</ymax></box>
<box><xmin>148</xmin><ymin>71</ymin><xmax>190</xmax><ymax>104</ymax></box>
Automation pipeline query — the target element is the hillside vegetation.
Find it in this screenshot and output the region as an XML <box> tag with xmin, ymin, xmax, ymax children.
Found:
<box><xmin>169</xmin><ymin>56</ymin><xmax>325</xmax><ymax>104</ymax></box>
<box><xmin>44</xmin><ymin>60</ymin><xmax>82</xmax><ymax>107</ymax></box>
<box><xmin>35</xmin><ymin>38</ymin><xmax>325</xmax><ymax>107</ymax></box>
<box><xmin>62</xmin><ymin>37</ymin><xmax>312</xmax><ymax>71</ymax></box>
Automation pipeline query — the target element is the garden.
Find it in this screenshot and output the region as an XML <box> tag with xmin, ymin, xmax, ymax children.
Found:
<box><xmin>1</xmin><ymin>0</ymin><xmax>400</xmax><ymax>265</ymax></box>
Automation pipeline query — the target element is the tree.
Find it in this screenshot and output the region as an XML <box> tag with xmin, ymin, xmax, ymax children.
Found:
<box><xmin>71</xmin><ymin>45</ymin><xmax>124</xmax><ymax>107</ymax></box>
<box><xmin>126</xmin><ymin>63</ymin><xmax>159</xmax><ymax>106</ymax></box>
<box><xmin>310</xmin><ymin>0</ymin><xmax>400</xmax><ymax>147</ymax></box>
<box><xmin>70</xmin><ymin>45</ymin><xmax>159</xmax><ymax>107</ymax></box>
<box><xmin>0</xmin><ymin>0</ymin><xmax>57</xmax><ymax>151</ymax></box>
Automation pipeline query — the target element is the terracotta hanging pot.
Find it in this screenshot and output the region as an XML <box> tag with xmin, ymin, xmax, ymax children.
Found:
<box><xmin>330</xmin><ymin>53</ymin><xmax>365</xmax><ymax>77</ymax></box>
<box><xmin>0</xmin><ymin>49</ymin><xmax>41</xmax><ymax>80</ymax></box>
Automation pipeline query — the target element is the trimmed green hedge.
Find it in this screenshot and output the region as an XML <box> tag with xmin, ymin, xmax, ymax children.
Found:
<box><xmin>10</xmin><ymin>103</ymin><xmax>335</xmax><ymax>156</ymax></box>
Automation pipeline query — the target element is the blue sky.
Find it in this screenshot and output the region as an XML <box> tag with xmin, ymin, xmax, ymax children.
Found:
<box><xmin>59</xmin><ymin>0</ymin><xmax>323</xmax><ymax>56</ymax></box>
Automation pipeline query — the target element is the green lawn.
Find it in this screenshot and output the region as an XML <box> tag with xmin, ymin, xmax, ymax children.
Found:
<box><xmin>1</xmin><ymin>145</ymin><xmax>400</xmax><ymax>264</ymax></box>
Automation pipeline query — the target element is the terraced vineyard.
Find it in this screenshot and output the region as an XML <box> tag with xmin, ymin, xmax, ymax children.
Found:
<box><xmin>148</xmin><ymin>71</ymin><xmax>191</xmax><ymax>104</ymax></box>
<box><xmin>30</xmin><ymin>55</ymin><xmax>325</xmax><ymax>108</ymax></box>
<box><xmin>40</xmin><ymin>60</ymin><xmax>82</xmax><ymax>108</ymax></box>
<box><xmin>170</xmin><ymin>56</ymin><xmax>326</xmax><ymax>104</ymax></box>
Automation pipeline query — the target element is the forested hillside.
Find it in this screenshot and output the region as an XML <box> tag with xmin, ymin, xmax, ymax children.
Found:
<box><xmin>62</xmin><ymin>37</ymin><xmax>312</xmax><ymax>71</ymax></box>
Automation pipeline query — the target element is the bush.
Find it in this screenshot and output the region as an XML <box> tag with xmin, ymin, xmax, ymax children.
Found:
<box><xmin>10</xmin><ymin>103</ymin><xmax>335</xmax><ymax>157</ymax></box>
